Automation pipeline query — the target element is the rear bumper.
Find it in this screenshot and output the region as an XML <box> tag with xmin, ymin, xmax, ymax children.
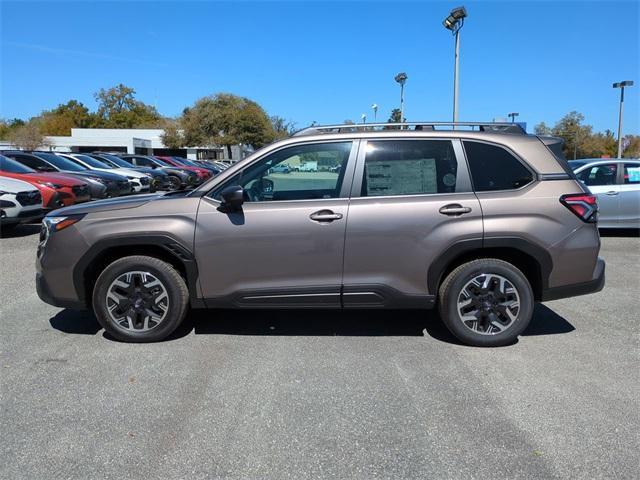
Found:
<box><xmin>541</xmin><ymin>257</ymin><xmax>605</xmax><ymax>301</ymax></box>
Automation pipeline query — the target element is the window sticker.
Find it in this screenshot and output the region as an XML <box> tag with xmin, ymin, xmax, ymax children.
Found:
<box><xmin>366</xmin><ymin>158</ymin><xmax>437</xmax><ymax>196</ymax></box>
<box><xmin>627</xmin><ymin>167</ymin><xmax>640</xmax><ymax>183</ymax></box>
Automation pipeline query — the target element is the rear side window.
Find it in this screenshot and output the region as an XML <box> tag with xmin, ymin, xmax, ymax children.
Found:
<box><xmin>361</xmin><ymin>140</ymin><xmax>460</xmax><ymax>197</ymax></box>
<box><xmin>463</xmin><ymin>141</ymin><xmax>533</xmax><ymax>191</ymax></box>
<box><xmin>576</xmin><ymin>164</ymin><xmax>617</xmax><ymax>186</ymax></box>
<box><xmin>623</xmin><ymin>164</ymin><xmax>640</xmax><ymax>184</ymax></box>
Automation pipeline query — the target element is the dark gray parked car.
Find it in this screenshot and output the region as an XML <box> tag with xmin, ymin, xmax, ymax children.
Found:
<box><xmin>36</xmin><ymin>122</ymin><xmax>605</xmax><ymax>346</ymax></box>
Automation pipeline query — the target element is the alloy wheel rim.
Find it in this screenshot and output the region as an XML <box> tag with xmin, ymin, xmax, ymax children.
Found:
<box><xmin>105</xmin><ymin>271</ymin><xmax>169</xmax><ymax>332</ymax></box>
<box><xmin>456</xmin><ymin>273</ymin><xmax>520</xmax><ymax>335</ymax></box>
<box><xmin>169</xmin><ymin>177</ymin><xmax>181</xmax><ymax>190</ymax></box>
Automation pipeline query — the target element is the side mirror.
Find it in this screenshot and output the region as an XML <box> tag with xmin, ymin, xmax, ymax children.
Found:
<box><xmin>219</xmin><ymin>185</ymin><xmax>244</xmax><ymax>212</ymax></box>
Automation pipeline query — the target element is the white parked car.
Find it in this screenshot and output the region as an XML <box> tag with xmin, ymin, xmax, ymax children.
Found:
<box><xmin>0</xmin><ymin>176</ymin><xmax>43</xmax><ymax>231</ymax></box>
<box><xmin>570</xmin><ymin>159</ymin><xmax>640</xmax><ymax>229</ymax></box>
<box><xmin>59</xmin><ymin>154</ymin><xmax>152</xmax><ymax>193</ymax></box>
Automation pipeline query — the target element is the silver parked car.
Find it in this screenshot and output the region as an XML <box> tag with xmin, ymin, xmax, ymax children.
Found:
<box><xmin>35</xmin><ymin>122</ymin><xmax>605</xmax><ymax>347</ymax></box>
<box><xmin>570</xmin><ymin>159</ymin><xmax>640</xmax><ymax>229</ymax></box>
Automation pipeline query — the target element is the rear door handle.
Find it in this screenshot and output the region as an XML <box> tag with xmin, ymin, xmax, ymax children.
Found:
<box><xmin>604</xmin><ymin>191</ymin><xmax>619</xmax><ymax>196</ymax></box>
<box><xmin>439</xmin><ymin>204</ymin><xmax>472</xmax><ymax>216</ymax></box>
<box><xmin>310</xmin><ymin>210</ymin><xmax>343</xmax><ymax>222</ymax></box>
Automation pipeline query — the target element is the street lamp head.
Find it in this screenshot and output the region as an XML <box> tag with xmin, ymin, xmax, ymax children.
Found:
<box><xmin>508</xmin><ymin>112</ymin><xmax>519</xmax><ymax>117</ymax></box>
<box><xmin>394</xmin><ymin>72</ymin><xmax>408</xmax><ymax>85</ymax></box>
<box><xmin>371</xmin><ymin>103</ymin><xmax>378</xmax><ymax>110</ymax></box>
<box><xmin>443</xmin><ymin>6</ymin><xmax>467</xmax><ymax>30</ymax></box>
<box><xmin>613</xmin><ymin>80</ymin><xmax>634</xmax><ymax>88</ymax></box>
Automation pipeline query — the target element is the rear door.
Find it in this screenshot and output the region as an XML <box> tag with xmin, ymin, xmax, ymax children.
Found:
<box><xmin>575</xmin><ymin>163</ymin><xmax>620</xmax><ymax>227</ymax></box>
<box><xmin>619</xmin><ymin>162</ymin><xmax>640</xmax><ymax>228</ymax></box>
<box><xmin>342</xmin><ymin>138</ymin><xmax>482</xmax><ymax>306</ymax></box>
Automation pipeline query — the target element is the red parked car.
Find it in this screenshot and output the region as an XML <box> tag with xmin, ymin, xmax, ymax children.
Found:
<box><xmin>0</xmin><ymin>155</ymin><xmax>90</xmax><ymax>209</ymax></box>
<box><xmin>154</xmin><ymin>156</ymin><xmax>212</xmax><ymax>182</ymax></box>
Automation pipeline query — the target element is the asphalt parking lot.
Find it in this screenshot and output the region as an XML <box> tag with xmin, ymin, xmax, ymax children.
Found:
<box><xmin>0</xmin><ymin>226</ymin><xmax>638</xmax><ymax>480</ymax></box>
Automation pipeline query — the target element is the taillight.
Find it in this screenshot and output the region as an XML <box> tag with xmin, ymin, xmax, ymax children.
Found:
<box><xmin>560</xmin><ymin>194</ymin><xmax>598</xmax><ymax>223</ymax></box>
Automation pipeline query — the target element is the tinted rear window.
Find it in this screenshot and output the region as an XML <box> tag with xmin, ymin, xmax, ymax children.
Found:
<box><xmin>463</xmin><ymin>141</ymin><xmax>533</xmax><ymax>191</ymax></box>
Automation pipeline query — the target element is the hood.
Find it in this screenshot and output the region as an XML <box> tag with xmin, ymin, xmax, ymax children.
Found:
<box><xmin>0</xmin><ymin>176</ymin><xmax>40</xmax><ymax>193</ymax></box>
<box><xmin>61</xmin><ymin>170</ymin><xmax>127</xmax><ymax>182</ymax></box>
<box><xmin>48</xmin><ymin>192</ymin><xmax>163</xmax><ymax>216</ymax></box>
<box><xmin>25</xmin><ymin>172</ymin><xmax>87</xmax><ymax>186</ymax></box>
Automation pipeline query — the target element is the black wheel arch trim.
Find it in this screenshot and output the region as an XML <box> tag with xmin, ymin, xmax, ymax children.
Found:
<box><xmin>72</xmin><ymin>234</ymin><xmax>204</xmax><ymax>308</ymax></box>
<box><xmin>427</xmin><ymin>236</ymin><xmax>553</xmax><ymax>295</ymax></box>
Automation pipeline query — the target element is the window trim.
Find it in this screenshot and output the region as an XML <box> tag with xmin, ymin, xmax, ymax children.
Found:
<box><xmin>204</xmin><ymin>139</ymin><xmax>360</xmax><ymax>205</ymax></box>
<box><xmin>460</xmin><ymin>138</ymin><xmax>537</xmax><ymax>193</ymax></box>
<box><xmin>350</xmin><ymin>138</ymin><xmax>473</xmax><ymax>199</ymax></box>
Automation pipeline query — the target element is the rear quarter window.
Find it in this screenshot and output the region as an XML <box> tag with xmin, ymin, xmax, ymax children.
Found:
<box><xmin>463</xmin><ymin>141</ymin><xmax>534</xmax><ymax>191</ymax></box>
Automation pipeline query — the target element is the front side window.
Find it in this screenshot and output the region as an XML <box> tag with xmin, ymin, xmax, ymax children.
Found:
<box><xmin>623</xmin><ymin>163</ymin><xmax>640</xmax><ymax>184</ymax></box>
<box><xmin>360</xmin><ymin>140</ymin><xmax>459</xmax><ymax>197</ymax></box>
<box><xmin>463</xmin><ymin>141</ymin><xmax>534</xmax><ymax>191</ymax></box>
<box><xmin>577</xmin><ymin>164</ymin><xmax>617</xmax><ymax>186</ymax></box>
<box><xmin>214</xmin><ymin>142</ymin><xmax>352</xmax><ymax>202</ymax></box>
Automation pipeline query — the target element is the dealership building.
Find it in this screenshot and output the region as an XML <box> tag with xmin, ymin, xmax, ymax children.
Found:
<box><xmin>15</xmin><ymin>128</ymin><xmax>250</xmax><ymax>161</ymax></box>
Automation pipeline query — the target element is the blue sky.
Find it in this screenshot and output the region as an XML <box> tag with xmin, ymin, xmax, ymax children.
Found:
<box><xmin>1</xmin><ymin>0</ymin><xmax>638</xmax><ymax>134</ymax></box>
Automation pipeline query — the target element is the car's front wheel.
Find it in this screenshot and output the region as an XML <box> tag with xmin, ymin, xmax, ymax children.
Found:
<box><xmin>92</xmin><ymin>255</ymin><xmax>189</xmax><ymax>342</ymax></box>
<box><xmin>438</xmin><ymin>259</ymin><xmax>534</xmax><ymax>347</ymax></box>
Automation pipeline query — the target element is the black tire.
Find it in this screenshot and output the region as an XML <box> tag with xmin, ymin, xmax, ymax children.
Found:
<box><xmin>167</xmin><ymin>176</ymin><xmax>182</xmax><ymax>191</ymax></box>
<box><xmin>438</xmin><ymin>258</ymin><xmax>534</xmax><ymax>347</ymax></box>
<box><xmin>92</xmin><ymin>255</ymin><xmax>189</xmax><ymax>343</ymax></box>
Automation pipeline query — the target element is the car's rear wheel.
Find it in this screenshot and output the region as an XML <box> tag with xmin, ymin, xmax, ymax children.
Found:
<box><xmin>438</xmin><ymin>259</ymin><xmax>534</xmax><ymax>347</ymax></box>
<box><xmin>92</xmin><ymin>255</ymin><xmax>189</xmax><ymax>342</ymax></box>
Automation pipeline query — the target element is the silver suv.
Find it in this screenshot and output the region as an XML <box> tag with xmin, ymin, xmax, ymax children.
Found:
<box><xmin>36</xmin><ymin>122</ymin><xmax>605</xmax><ymax>346</ymax></box>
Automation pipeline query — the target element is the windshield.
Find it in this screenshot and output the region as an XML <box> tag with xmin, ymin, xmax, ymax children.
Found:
<box><xmin>568</xmin><ymin>160</ymin><xmax>587</xmax><ymax>170</ymax></box>
<box><xmin>34</xmin><ymin>152</ymin><xmax>87</xmax><ymax>172</ymax></box>
<box><xmin>173</xmin><ymin>157</ymin><xmax>201</xmax><ymax>168</ymax></box>
<box><xmin>76</xmin><ymin>154</ymin><xmax>113</xmax><ymax>169</ymax></box>
<box><xmin>94</xmin><ymin>153</ymin><xmax>132</xmax><ymax>168</ymax></box>
<box><xmin>150</xmin><ymin>157</ymin><xmax>170</xmax><ymax>167</ymax></box>
<box><xmin>0</xmin><ymin>155</ymin><xmax>36</xmax><ymax>173</ymax></box>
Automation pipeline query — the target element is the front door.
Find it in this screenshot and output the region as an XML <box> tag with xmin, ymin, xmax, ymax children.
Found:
<box><xmin>195</xmin><ymin>140</ymin><xmax>358</xmax><ymax>307</ymax></box>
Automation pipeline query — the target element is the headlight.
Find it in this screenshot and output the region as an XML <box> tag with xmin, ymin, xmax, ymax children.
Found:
<box><xmin>37</xmin><ymin>181</ymin><xmax>62</xmax><ymax>189</ymax></box>
<box><xmin>43</xmin><ymin>214</ymin><xmax>86</xmax><ymax>233</ymax></box>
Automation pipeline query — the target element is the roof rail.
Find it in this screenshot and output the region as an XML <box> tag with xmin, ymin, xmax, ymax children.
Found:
<box><xmin>292</xmin><ymin>121</ymin><xmax>527</xmax><ymax>137</ymax></box>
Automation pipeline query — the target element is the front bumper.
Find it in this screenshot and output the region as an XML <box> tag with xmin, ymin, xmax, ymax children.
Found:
<box><xmin>541</xmin><ymin>257</ymin><xmax>605</xmax><ymax>301</ymax></box>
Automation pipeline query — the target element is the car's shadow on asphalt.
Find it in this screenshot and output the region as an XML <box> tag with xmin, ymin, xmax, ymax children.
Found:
<box><xmin>0</xmin><ymin>223</ymin><xmax>41</xmax><ymax>238</ymax></box>
<box><xmin>599</xmin><ymin>228</ymin><xmax>640</xmax><ymax>238</ymax></box>
<box><xmin>49</xmin><ymin>303</ymin><xmax>574</xmax><ymax>347</ymax></box>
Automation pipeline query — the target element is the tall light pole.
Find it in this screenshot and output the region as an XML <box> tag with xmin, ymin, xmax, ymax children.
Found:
<box><xmin>613</xmin><ymin>80</ymin><xmax>634</xmax><ymax>158</ymax></box>
<box><xmin>443</xmin><ymin>6</ymin><xmax>467</xmax><ymax>123</ymax></box>
<box><xmin>371</xmin><ymin>103</ymin><xmax>378</xmax><ymax>122</ymax></box>
<box><xmin>394</xmin><ymin>72</ymin><xmax>408</xmax><ymax>122</ymax></box>
<box><xmin>361</xmin><ymin>113</ymin><xmax>367</xmax><ymax>124</ymax></box>
<box><xmin>508</xmin><ymin>112</ymin><xmax>519</xmax><ymax>123</ymax></box>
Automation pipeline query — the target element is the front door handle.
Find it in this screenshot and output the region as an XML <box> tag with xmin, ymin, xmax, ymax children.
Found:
<box><xmin>439</xmin><ymin>204</ymin><xmax>472</xmax><ymax>216</ymax></box>
<box><xmin>604</xmin><ymin>191</ymin><xmax>619</xmax><ymax>196</ymax></box>
<box><xmin>310</xmin><ymin>210</ymin><xmax>343</xmax><ymax>222</ymax></box>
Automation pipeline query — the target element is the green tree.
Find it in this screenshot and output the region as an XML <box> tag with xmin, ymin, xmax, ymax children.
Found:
<box><xmin>534</xmin><ymin>122</ymin><xmax>552</xmax><ymax>136</ymax></box>
<box><xmin>160</xmin><ymin>118</ymin><xmax>184</xmax><ymax>149</ymax></box>
<box><xmin>40</xmin><ymin>100</ymin><xmax>95</xmax><ymax>136</ymax></box>
<box><xmin>551</xmin><ymin>111</ymin><xmax>592</xmax><ymax>159</ymax></box>
<box><xmin>93</xmin><ymin>84</ymin><xmax>162</xmax><ymax>128</ymax></box>
<box><xmin>8</xmin><ymin>119</ymin><xmax>50</xmax><ymax>150</ymax></box>
<box><xmin>0</xmin><ymin>119</ymin><xmax>25</xmax><ymax>140</ymax></box>
<box><xmin>622</xmin><ymin>135</ymin><xmax>640</xmax><ymax>158</ymax></box>
<box><xmin>388</xmin><ymin>108</ymin><xmax>403</xmax><ymax>123</ymax></box>
<box><xmin>180</xmin><ymin>93</ymin><xmax>275</xmax><ymax>158</ymax></box>
<box><xmin>270</xmin><ymin>116</ymin><xmax>296</xmax><ymax>140</ymax></box>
